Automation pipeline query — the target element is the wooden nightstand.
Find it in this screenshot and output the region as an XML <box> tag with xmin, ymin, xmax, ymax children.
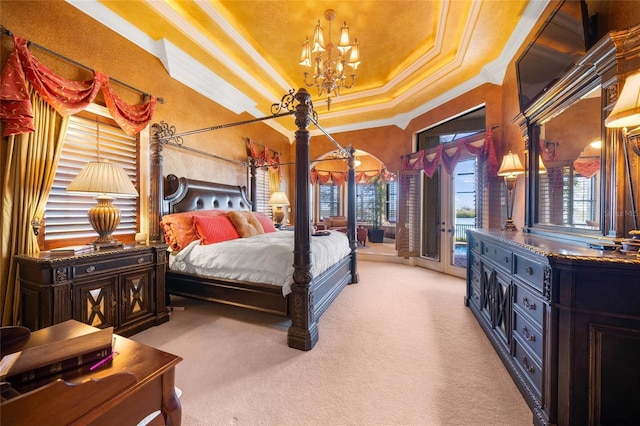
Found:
<box><xmin>15</xmin><ymin>244</ymin><xmax>169</xmax><ymax>336</ymax></box>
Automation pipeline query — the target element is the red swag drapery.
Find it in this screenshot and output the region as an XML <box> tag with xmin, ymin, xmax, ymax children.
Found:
<box><xmin>573</xmin><ymin>159</ymin><xmax>601</xmax><ymax>178</ymax></box>
<box><xmin>0</xmin><ymin>35</ymin><xmax>156</xmax><ymax>137</ymax></box>
<box><xmin>247</xmin><ymin>138</ymin><xmax>282</xmax><ymax>177</ymax></box>
<box><xmin>310</xmin><ymin>168</ymin><xmax>394</xmax><ymax>186</ymax></box>
<box><xmin>402</xmin><ymin>129</ymin><xmax>499</xmax><ymax>177</ymax></box>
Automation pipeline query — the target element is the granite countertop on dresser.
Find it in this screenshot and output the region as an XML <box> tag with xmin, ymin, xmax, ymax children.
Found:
<box><xmin>473</xmin><ymin>229</ymin><xmax>640</xmax><ymax>266</ymax></box>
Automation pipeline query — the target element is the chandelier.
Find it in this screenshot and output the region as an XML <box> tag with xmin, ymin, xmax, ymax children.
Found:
<box><xmin>299</xmin><ymin>9</ymin><xmax>361</xmax><ymax>110</ymax></box>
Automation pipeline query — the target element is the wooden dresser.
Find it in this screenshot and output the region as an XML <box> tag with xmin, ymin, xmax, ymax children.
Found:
<box><xmin>466</xmin><ymin>229</ymin><xmax>640</xmax><ymax>425</ymax></box>
<box><xmin>15</xmin><ymin>244</ymin><xmax>169</xmax><ymax>337</ymax></box>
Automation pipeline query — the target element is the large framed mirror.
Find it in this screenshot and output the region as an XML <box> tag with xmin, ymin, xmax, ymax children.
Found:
<box><xmin>518</xmin><ymin>21</ymin><xmax>640</xmax><ymax>242</ymax></box>
<box><xmin>532</xmin><ymin>85</ymin><xmax>604</xmax><ymax>233</ymax></box>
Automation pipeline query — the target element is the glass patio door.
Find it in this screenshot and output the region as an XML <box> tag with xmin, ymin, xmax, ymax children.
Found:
<box><xmin>420</xmin><ymin>158</ymin><xmax>476</xmax><ymax>279</ymax></box>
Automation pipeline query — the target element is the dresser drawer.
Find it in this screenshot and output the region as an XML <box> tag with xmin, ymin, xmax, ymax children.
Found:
<box><xmin>468</xmin><ymin>250</ymin><xmax>481</xmax><ymax>270</ymax></box>
<box><xmin>481</xmin><ymin>241</ymin><xmax>512</xmax><ymax>272</ymax></box>
<box><xmin>513</xmin><ymin>308</ymin><xmax>543</xmax><ymax>361</ymax></box>
<box><xmin>513</xmin><ymin>337</ymin><xmax>543</xmax><ymax>399</ymax></box>
<box><xmin>513</xmin><ymin>283</ymin><xmax>544</xmax><ymax>325</ymax></box>
<box><xmin>468</xmin><ymin>268</ymin><xmax>482</xmax><ymax>309</ymax></box>
<box><xmin>74</xmin><ymin>253</ymin><xmax>153</xmax><ymax>278</ymax></box>
<box><xmin>468</xmin><ymin>233</ymin><xmax>481</xmax><ymax>252</ymax></box>
<box><xmin>513</xmin><ymin>253</ymin><xmax>545</xmax><ymax>290</ymax></box>
<box><xmin>469</xmin><ymin>265</ymin><xmax>481</xmax><ymax>290</ymax></box>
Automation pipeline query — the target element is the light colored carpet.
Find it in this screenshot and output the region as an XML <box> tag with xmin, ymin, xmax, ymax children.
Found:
<box><xmin>132</xmin><ymin>261</ymin><xmax>532</xmax><ymax>426</ymax></box>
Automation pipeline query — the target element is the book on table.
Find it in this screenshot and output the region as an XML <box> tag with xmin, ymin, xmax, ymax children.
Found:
<box><xmin>49</xmin><ymin>245</ymin><xmax>95</xmax><ymax>256</ymax></box>
<box><xmin>0</xmin><ymin>320</ymin><xmax>113</xmax><ymax>384</ymax></box>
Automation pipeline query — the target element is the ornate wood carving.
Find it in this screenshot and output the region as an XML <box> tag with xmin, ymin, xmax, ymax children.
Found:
<box><xmin>288</xmin><ymin>88</ymin><xmax>319</xmax><ymax>351</ymax></box>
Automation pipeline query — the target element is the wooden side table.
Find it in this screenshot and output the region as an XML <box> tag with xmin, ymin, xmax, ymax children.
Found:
<box><xmin>15</xmin><ymin>244</ymin><xmax>169</xmax><ymax>336</ymax></box>
<box><xmin>1</xmin><ymin>321</ymin><xmax>183</xmax><ymax>425</ymax></box>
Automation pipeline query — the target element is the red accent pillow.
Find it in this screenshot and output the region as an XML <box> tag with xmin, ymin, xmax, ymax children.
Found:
<box><xmin>161</xmin><ymin>210</ymin><xmax>226</xmax><ymax>250</ymax></box>
<box><xmin>193</xmin><ymin>215</ymin><xmax>241</xmax><ymax>245</ymax></box>
<box><xmin>253</xmin><ymin>212</ymin><xmax>277</xmax><ymax>233</ymax></box>
<box><xmin>161</xmin><ymin>215</ymin><xmax>199</xmax><ymax>251</ymax></box>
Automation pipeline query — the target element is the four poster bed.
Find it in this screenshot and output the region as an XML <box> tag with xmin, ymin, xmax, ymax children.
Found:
<box><xmin>148</xmin><ymin>89</ymin><xmax>359</xmax><ymax>351</ymax></box>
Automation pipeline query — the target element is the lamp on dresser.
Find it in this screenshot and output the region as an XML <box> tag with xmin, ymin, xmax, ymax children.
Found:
<box><xmin>268</xmin><ymin>191</ymin><xmax>290</xmax><ymax>228</ymax></box>
<box><xmin>497</xmin><ymin>151</ymin><xmax>525</xmax><ymax>231</ymax></box>
<box><xmin>605</xmin><ymin>70</ymin><xmax>640</xmax><ymax>252</ymax></box>
<box><xmin>67</xmin><ymin>160</ymin><xmax>138</xmax><ymax>248</ymax></box>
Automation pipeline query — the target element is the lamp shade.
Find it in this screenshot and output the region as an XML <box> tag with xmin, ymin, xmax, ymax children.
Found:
<box><xmin>268</xmin><ymin>191</ymin><xmax>290</xmax><ymax>205</ymax></box>
<box><xmin>538</xmin><ymin>156</ymin><xmax>547</xmax><ymax>174</ymax></box>
<box><xmin>497</xmin><ymin>152</ymin><xmax>525</xmax><ymax>177</ymax></box>
<box><xmin>605</xmin><ymin>72</ymin><xmax>640</xmax><ymax>128</ymax></box>
<box><xmin>67</xmin><ymin>161</ymin><xmax>138</xmax><ymax>197</ymax></box>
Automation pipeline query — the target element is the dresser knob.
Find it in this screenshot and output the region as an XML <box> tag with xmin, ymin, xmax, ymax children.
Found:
<box><xmin>504</xmin><ymin>256</ymin><xmax>509</xmax><ymax>263</ymax></box>
<box><xmin>522</xmin><ymin>297</ymin><xmax>536</xmax><ymax>310</ymax></box>
<box><xmin>521</xmin><ymin>355</ymin><xmax>535</xmax><ymax>373</ymax></box>
<box><xmin>522</xmin><ymin>327</ymin><xmax>536</xmax><ymax>341</ymax></box>
<box><xmin>526</xmin><ymin>266</ymin><xmax>533</xmax><ymax>275</ymax></box>
<box><xmin>137</xmin><ymin>257</ymin><xmax>145</xmax><ymax>264</ymax></box>
<box><xmin>86</xmin><ymin>265</ymin><xmax>96</xmax><ymax>273</ymax></box>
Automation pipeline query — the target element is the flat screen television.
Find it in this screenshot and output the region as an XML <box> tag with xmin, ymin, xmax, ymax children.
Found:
<box><xmin>516</xmin><ymin>0</ymin><xmax>595</xmax><ymax>112</ymax></box>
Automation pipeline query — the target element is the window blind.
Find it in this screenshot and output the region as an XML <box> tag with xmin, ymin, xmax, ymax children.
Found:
<box><xmin>254</xmin><ymin>167</ymin><xmax>272</xmax><ymax>218</ymax></box>
<box><xmin>44</xmin><ymin>115</ymin><xmax>139</xmax><ymax>243</ymax></box>
<box><xmin>356</xmin><ymin>183</ymin><xmax>375</xmax><ymax>222</ymax></box>
<box><xmin>319</xmin><ymin>184</ymin><xmax>340</xmax><ymax>218</ymax></box>
<box><xmin>386</xmin><ymin>181</ymin><xmax>397</xmax><ymax>224</ymax></box>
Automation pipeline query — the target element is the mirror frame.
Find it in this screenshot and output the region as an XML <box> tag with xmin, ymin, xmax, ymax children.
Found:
<box><xmin>517</xmin><ymin>24</ymin><xmax>640</xmax><ymax>242</ymax></box>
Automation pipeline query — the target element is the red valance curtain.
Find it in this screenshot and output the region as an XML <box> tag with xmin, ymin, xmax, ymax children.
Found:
<box><xmin>247</xmin><ymin>138</ymin><xmax>281</xmax><ymax>168</ymax></box>
<box><xmin>402</xmin><ymin>129</ymin><xmax>499</xmax><ymax>177</ymax></box>
<box><xmin>310</xmin><ymin>168</ymin><xmax>394</xmax><ymax>186</ymax></box>
<box><xmin>247</xmin><ymin>138</ymin><xmax>282</xmax><ymax>175</ymax></box>
<box><xmin>573</xmin><ymin>159</ymin><xmax>601</xmax><ymax>178</ymax></box>
<box><xmin>0</xmin><ymin>35</ymin><xmax>156</xmax><ymax>137</ymax></box>
<box><xmin>247</xmin><ymin>138</ymin><xmax>282</xmax><ymax>192</ymax></box>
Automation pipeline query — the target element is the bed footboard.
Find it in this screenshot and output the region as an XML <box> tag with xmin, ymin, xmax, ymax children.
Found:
<box><xmin>310</xmin><ymin>255</ymin><xmax>351</xmax><ymax>321</ymax></box>
<box><xmin>166</xmin><ymin>272</ymin><xmax>289</xmax><ymax>316</ymax></box>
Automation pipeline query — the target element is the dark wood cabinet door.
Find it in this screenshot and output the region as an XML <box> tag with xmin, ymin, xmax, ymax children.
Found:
<box><xmin>73</xmin><ymin>276</ymin><xmax>117</xmax><ymax>329</ymax></box>
<box><xmin>119</xmin><ymin>268</ymin><xmax>155</xmax><ymax>328</ymax></box>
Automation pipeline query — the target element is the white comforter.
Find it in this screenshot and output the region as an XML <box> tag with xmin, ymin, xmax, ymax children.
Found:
<box><xmin>169</xmin><ymin>230</ymin><xmax>351</xmax><ymax>295</ymax></box>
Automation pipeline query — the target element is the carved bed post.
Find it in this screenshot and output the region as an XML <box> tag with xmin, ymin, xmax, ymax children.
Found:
<box><xmin>288</xmin><ymin>88</ymin><xmax>318</xmax><ymax>351</ymax></box>
<box><xmin>347</xmin><ymin>146</ymin><xmax>359</xmax><ymax>283</ymax></box>
<box><xmin>149</xmin><ymin>123</ymin><xmax>164</xmax><ymax>243</ymax></box>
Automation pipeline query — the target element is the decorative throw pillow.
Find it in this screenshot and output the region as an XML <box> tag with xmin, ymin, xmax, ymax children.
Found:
<box><xmin>228</xmin><ymin>211</ymin><xmax>265</xmax><ymax>237</ymax></box>
<box><xmin>253</xmin><ymin>212</ymin><xmax>278</xmax><ymax>233</ymax></box>
<box><xmin>160</xmin><ymin>215</ymin><xmax>199</xmax><ymax>251</ymax></box>
<box><xmin>161</xmin><ymin>210</ymin><xmax>226</xmax><ymax>251</ymax></box>
<box><xmin>193</xmin><ymin>215</ymin><xmax>240</xmax><ymax>245</ymax></box>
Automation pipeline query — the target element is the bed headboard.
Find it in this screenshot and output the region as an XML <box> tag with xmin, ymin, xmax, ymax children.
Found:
<box><xmin>163</xmin><ymin>174</ymin><xmax>252</xmax><ymax>214</ymax></box>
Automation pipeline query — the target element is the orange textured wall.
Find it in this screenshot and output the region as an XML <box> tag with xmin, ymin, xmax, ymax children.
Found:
<box><xmin>0</xmin><ymin>1</ymin><xmax>292</xmax><ymax>193</ymax></box>
<box><xmin>2</xmin><ymin>0</ymin><xmax>639</xmax><ymax>230</ymax></box>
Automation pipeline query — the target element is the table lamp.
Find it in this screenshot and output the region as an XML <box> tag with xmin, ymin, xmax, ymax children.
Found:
<box><xmin>67</xmin><ymin>160</ymin><xmax>139</xmax><ymax>248</ymax></box>
<box><xmin>497</xmin><ymin>151</ymin><xmax>525</xmax><ymax>231</ymax></box>
<box><xmin>268</xmin><ymin>191</ymin><xmax>290</xmax><ymax>228</ymax></box>
<box><xmin>605</xmin><ymin>70</ymin><xmax>640</xmax><ymax>252</ymax></box>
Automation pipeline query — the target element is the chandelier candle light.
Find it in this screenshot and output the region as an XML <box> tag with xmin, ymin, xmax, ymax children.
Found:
<box><xmin>497</xmin><ymin>151</ymin><xmax>525</xmax><ymax>231</ymax></box>
<box><xmin>299</xmin><ymin>9</ymin><xmax>361</xmax><ymax>110</ymax></box>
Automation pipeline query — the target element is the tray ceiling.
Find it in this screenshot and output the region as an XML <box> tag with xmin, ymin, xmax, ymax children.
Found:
<box><xmin>67</xmin><ymin>0</ymin><xmax>548</xmax><ymax>137</ymax></box>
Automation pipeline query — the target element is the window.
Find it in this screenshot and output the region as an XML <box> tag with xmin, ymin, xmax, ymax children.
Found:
<box><xmin>538</xmin><ymin>165</ymin><xmax>598</xmax><ymax>227</ymax></box>
<box><xmin>319</xmin><ymin>183</ymin><xmax>340</xmax><ymax>219</ymax></box>
<box><xmin>386</xmin><ymin>181</ymin><xmax>397</xmax><ymax>224</ymax></box>
<box><xmin>44</xmin><ymin>113</ymin><xmax>139</xmax><ymax>247</ymax></box>
<box><xmin>356</xmin><ymin>183</ymin><xmax>375</xmax><ymax>222</ymax></box>
<box><xmin>253</xmin><ymin>167</ymin><xmax>272</xmax><ymax>218</ymax></box>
